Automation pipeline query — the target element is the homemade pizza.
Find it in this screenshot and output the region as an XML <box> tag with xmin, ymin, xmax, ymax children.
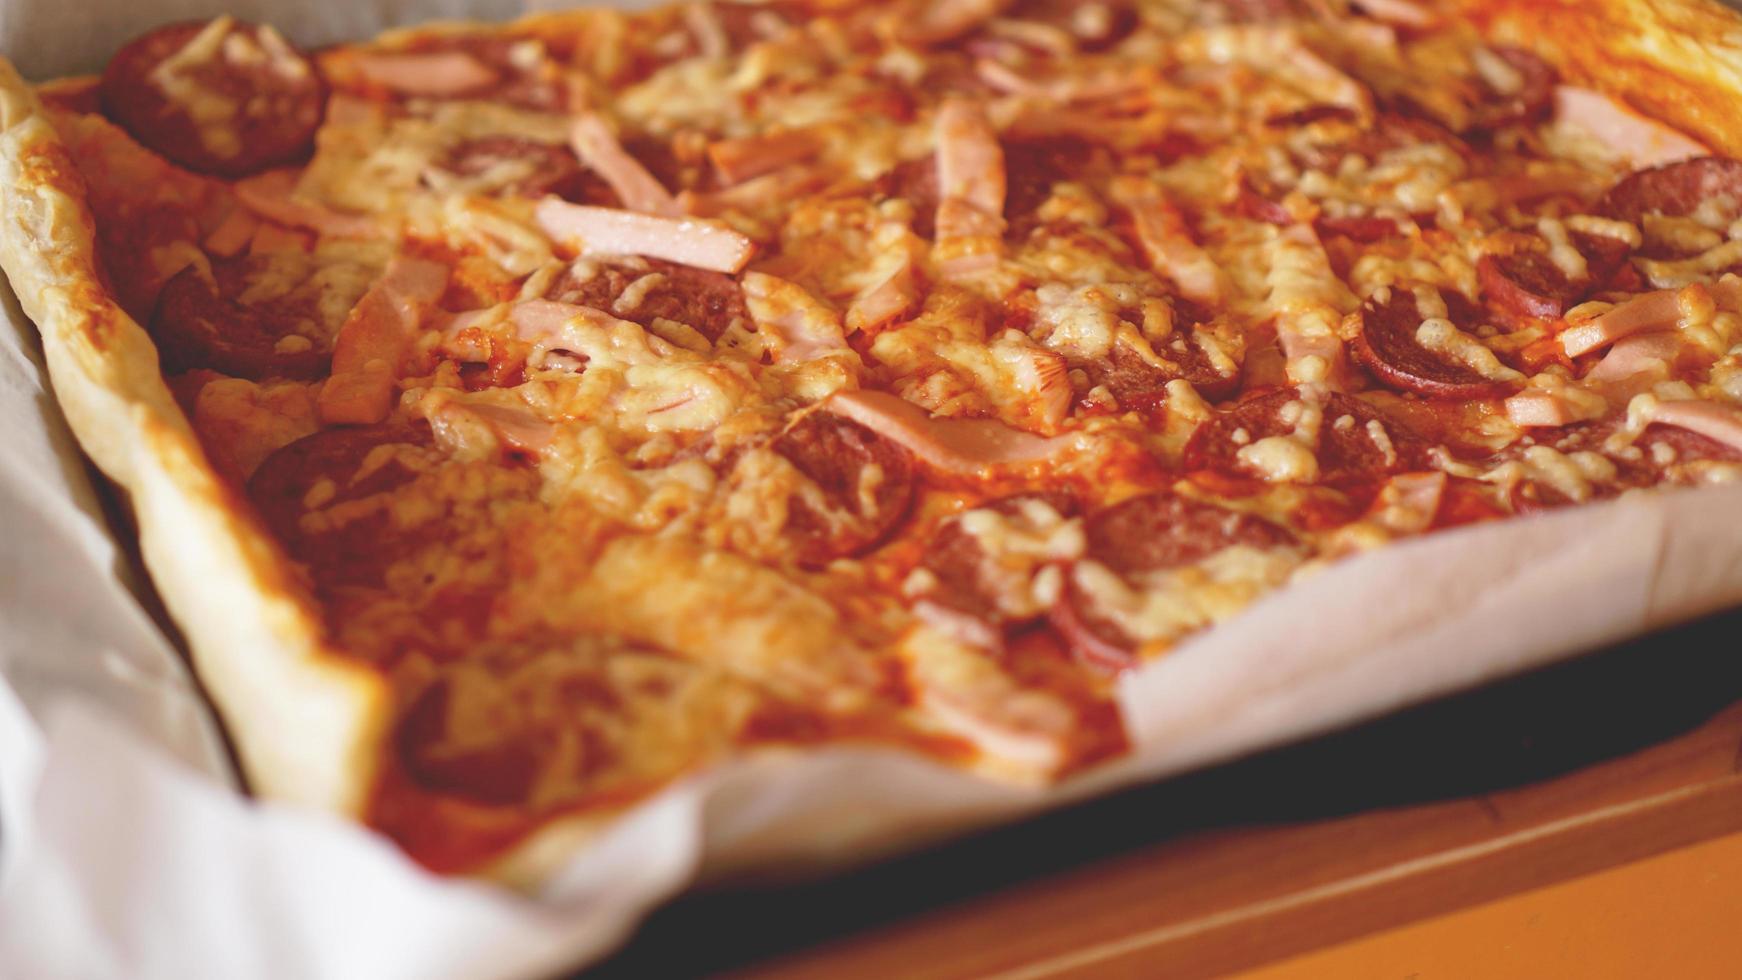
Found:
<box><xmin>4</xmin><ymin>0</ymin><xmax>1742</xmax><ymax>879</ymax></box>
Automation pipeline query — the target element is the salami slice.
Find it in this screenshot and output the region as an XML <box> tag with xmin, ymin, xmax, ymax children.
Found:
<box><xmin>428</xmin><ymin>137</ymin><xmax>592</xmax><ymax>200</ymax></box>
<box><xmin>1050</xmin><ymin>492</ymin><xmax>1294</xmax><ymax>669</ymax></box>
<box><xmin>1005</xmin><ymin>139</ymin><xmax>1083</xmax><ymax>227</ymax></box>
<box><xmin>1352</xmin><ymin>287</ymin><xmax>1519</xmax><ymax>399</ymax></box>
<box><xmin>910</xmin><ymin>492</ymin><xmax>1081</xmax><ymax>646</ymax></box>
<box><xmin>1182</xmin><ymin>387</ymin><xmax>1427</xmax><ymax>484</ymax></box>
<box><xmin>1086</xmin><ymin>334</ymin><xmax>1242</xmax><ymax>407</ymax></box>
<box><xmin>1466</xmin><ymin>46</ymin><xmax>1556</xmax><ymax>131</ymax></box>
<box><xmin>1477</xmin><ymin>231</ymin><xmax>1631</xmax><ymax>319</ymax></box>
<box><xmin>546</xmin><ymin>258</ymin><xmax>749</xmax><ymax>342</ymax></box>
<box><xmin>247</xmin><ymin>423</ymin><xmax>439</xmax><ymax>586</ymax></box>
<box><xmin>152</xmin><ymin>259</ymin><xmax>332</xmax><ymax>380</ymax></box>
<box><xmin>772</xmin><ymin>414</ymin><xmax>917</xmax><ymax>568</ymax></box>
<box><xmin>100</xmin><ymin>19</ymin><xmax>325</xmax><ymax>178</ymax></box>
<box><xmin>1600</xmin><ymin>156</ymin><xmax>1742</xmax><ymax>223</ymax></box>
<box><xmin>396</xmin><ymin>678</ymin><xmax>541</xmax><ymax>805</ymax></box>
<box><xmin>1599</xmin><ymin>156</ymin><xmax>1742</xmax><ymax>256</ymax></box>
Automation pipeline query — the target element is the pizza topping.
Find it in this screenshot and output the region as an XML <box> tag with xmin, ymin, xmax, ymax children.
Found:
<box><xmin>568</xmin><ymin>114</ymin><xmax>680</xmax><ymax>216</ymax></box>
<box><xmin>348</xmin><ymin>50</ymin><xmax>501</xmax><ymax>98</ymax></box>
<box><xmin>1560</xmin><ymin>278</ymin><xmax>1742</xmax><ymax>357</ymax></box>
<box><xmin>1184</xmin><ymin>387</ymin><xmax>1423</xmax><ymax>485</ymax></box>
<box><xmin>1631</xmin><ymin>397</ymin><xmax>1742</xmax><ymax>459</ymax></box>
<box><xmin>1353</xmin><ymin>285</ymin><xmax>1523</xmax><ymax>398</ymax></box>
<box><xmin>1121</xmin><ymin>185</ymin><xmax>1229</xmax><ymax>308</ymax></box>
<box><xmin>246</xmin><ymin>423</ymin><xmax>442</xmax><ymax>586</ymax></box>
<box><xmin>706</xmin><ymin>129</ymin><xmax>822</xmax><ymax>186</ymax></box>
<box><xmin>318</xmin><ymin>257</ymin><xmax>450</xmax><ymax>425</ymax></box>
<box><xmin>1465</xmin><ymin>46</ymin><xmax>1556</xmax><ymax>131</ymax></box>
<box><xmin>768</xmin><ymin>412</ymin><xmax>917</xmax><ymax>568</ymax></box>
<box><xmin>1599</xmin><ymin>156</ymin><xmax>1742</xmax><ymax>259</ymax></box>
<box><xmin>907</xmin><ymin>493</ymin><xmax>1082</xmax><ymax>648</ymax></box>
<box><xmin>1478</xmin><ymin>222</ymin><xmax>1632</xmax><ymax>320</ymax></box>
<box><xmin>824</xmin><ymin>390</ymin><xmax>1074</xmax><ymax>478</ymax></box>
<box><xmin>1050</xmin><ymin>492</ymin><xmax>1297</xmax><ymax>670</ymax></box>
<box><xmin>743</xmin><ymin>273</ymin><xmax>851</xmax><ymax>364</ymax></box>
<box><xmin>933</xmin><ymin>97</ymin><xmax>1007</xmax><ymax>275</ymax></box>
<box><xmin>100</xmin><ymin>18</ymin><xmax>325</xmax><ymax>178</ymax></box>
<box><xmin>151</xmin><ymin>247</ymin><xmax>380</xmax><ymax>380</ymax></box>
<box><xmin>1553</xmin><ymin>87</ymin><xmax>1708</xmax><ymax>170</ymax></box>
<box><xmin>234</xmin><ymin>170</ymin><xmax>383</xmax><ymax>239</ymax></box>
<box><xmin>545</xmin><ymin>257</ymin><xmax>749</xmax><ymax>343</ymax></box>
<box><xmin>423</xmin><ymin>136</ymin><xmax>588</xmax><ymax>200</ymax></box>
<box><xmin>533</xmin><ymin>199</ymin><xmax>757</xmax><ymax>274</ymax></box>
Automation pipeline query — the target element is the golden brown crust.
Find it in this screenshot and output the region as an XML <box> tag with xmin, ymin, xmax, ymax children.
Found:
<box><xmin>0</xmin><ymin>58</ymin><xmax>389</xmax><ymax>814</ymax></box>
<box><xmin>1455</xmin><ymin>0</ymin><xmax>1742</xmax><ymax>156</ymax></box>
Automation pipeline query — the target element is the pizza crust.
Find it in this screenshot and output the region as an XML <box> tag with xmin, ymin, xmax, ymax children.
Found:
<box><xmin>0</xmin><ymin>59</ymin><xmax>389</xmax><ymax>815</ymax></box>
<box><xmin>1</xmin><ymin>0</ymin><xmax>1741</xmax><ymax>889</ymax></box>
<box><xmin>1457</xmin><ymin>0</ymin><xmax>1742</xmax><ymax>156</ymax></box>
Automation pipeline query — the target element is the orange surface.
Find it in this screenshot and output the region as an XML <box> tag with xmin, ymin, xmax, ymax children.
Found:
<box><xmin>1246</xmin><ymin>831</ymin><xmax>1742</xmax><ymax>980</ymax></box>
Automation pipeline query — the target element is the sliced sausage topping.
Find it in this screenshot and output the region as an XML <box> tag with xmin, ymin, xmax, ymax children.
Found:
<box><xmin>771</xmin><ymin>414</ymin><xmax>917</xmax><ymax>568</ymax></box>
<box><xmin>546</xmin><ymin>258</ymin><xmax>749</xmax><ymax>342</ymax></box>
<box><xmin>1599</xmin><ymin>156</ymin><xmax>1742</xmax><ymax>257</ymax></box>
<box><xmin>909</xmin><ymin>492</ymin><xmax>1081</xmax><ymax>647</ymax></box>
<box><xmin>1050</xmin><ymin>492</ymin><xmax>1295</xmax><ymax>670</ymax></box>
<box><xmin>247</xmin><ymin>423</ymin><xmax>440</xmax><ymax>586</ymax></box>
<box><xmin>1477</xmin><ymin>231</ymin><xmax>1631</xmax><ymax>319</ymax></box>
<box><xmin>1183</xmin><ymin>387</ymin><xmax>1428</xmax><ymax>485</ymax></box>
<box><xmin>1352</xmin><ymin>286</ymin><xmax>1521</xmax><ymax>399</ymax></box>
<box><xmin>101</xmin><ymin>19</ymin><xmax>325</xmax><ymax>178</ymax></box>
<box><xmin>152</xmin><ymin>257</ymin><xmax>339</xmax><ymax>380</ymax></box>
<box><xmin>426</xmin><ymin>137</ymin><xmax>592</xmax><ymax>200</ymax></box>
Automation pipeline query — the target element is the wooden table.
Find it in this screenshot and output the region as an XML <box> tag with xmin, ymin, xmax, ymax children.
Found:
<box><xmin>588</xmin><ymin>606</ymin><xmax>1742</xmax><ymax>978</ymax></box>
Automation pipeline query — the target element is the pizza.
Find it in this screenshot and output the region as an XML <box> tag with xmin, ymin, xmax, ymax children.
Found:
<box><xmin>3</xmin><ymin>0</ymin><xmax>1742</xmax><ymax>881</ymax></box>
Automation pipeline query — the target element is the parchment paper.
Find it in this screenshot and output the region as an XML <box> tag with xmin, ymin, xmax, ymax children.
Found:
<box><xmin>4</xmin><ymin>4</ymin><xmax>1742</xmax><ymax>977</ymax></box>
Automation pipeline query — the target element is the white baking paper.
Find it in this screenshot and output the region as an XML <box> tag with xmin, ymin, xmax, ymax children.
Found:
<box><xmin>4</xmin><ymin>4</ymin><xmax>1742</xmax><ymax>977</ymax></box>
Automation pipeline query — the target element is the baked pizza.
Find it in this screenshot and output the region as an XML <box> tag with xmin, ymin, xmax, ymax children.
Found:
<box><xmin>3</xmin><ymin>0</ymin><xmax>1742</xmax><ymax>880</ymax></box>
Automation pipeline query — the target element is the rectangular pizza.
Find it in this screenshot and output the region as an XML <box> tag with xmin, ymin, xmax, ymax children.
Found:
<box><xmin>2</xmin><ymin>0</ymin><xmax>1741</xmax><ymax>885</ymax></box>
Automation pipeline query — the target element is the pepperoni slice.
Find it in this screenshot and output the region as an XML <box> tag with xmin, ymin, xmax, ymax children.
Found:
<box><xmin>910</xmin><ymin>492</ymin><xmax>1080</xmax><ymax>646</ymax></box>
<box><xmin>1466</xmin><ymin>46</ymin><xmax>1556</xmax><ymax>131</ymax></box>
<box><xmin>1477</xmin><ymin>231</ymin><xmax>1631</xmax><ymax>320</ymax></box>
<box><xmin>1086</xmin><ymin>333</ymin><xmax>1242</xmax><ymax>407</ymax></box>
<box><xmin>547</xmin><ymin>258</ymin><xmax>749</xmax><ymax>342</ymax></box>
<box><xmin>152</xmin><ymin>259</ymin><xmax>331</xmax><ymax>380</ymax></box>
<box><xmin>772</xmin><ymin>414</ymin><xmax>917</xmax><ymax>568</ymax></box>
<box><xmin>428</xmin><ymin>137</ymin><xmax>593</xmax><ymax>200</ymax></box>
<box><xmin>1005</xmin><ymin>139</ymin><xmax>1084</xmax><ymax>227</ymax></box>
<box><xmin>1182</xmin><ymin>388</ymin><xmax>1428</xmax><ymax>485</ymax></box>
<box><xmin>1599</xmin><ymin>157</ymin><xmax>1742</xmax><ymax>257</ymax></box>
<box><xmin>1352</xmin><ymin>287</ymin><xmax>1517</xmax><ymax>399</ymax></box>
<box><xmin>396</xmin><ymin>678</ymin><xmax>542</xmax><ymax>805</ymax></box>
<box><xmin>100</xmin><ymin>20</ymin><xmax>325</xmax><ymax>178</ymax></box>
<box><xmin>247</xmin><ymin>423</ymin><xmax>439</xmax><ymax>586</ymax></box>
<box><xmin>1050</xmin><ymin>492</ymin><xmax>1294</xmax><ymax>670</ymax></box>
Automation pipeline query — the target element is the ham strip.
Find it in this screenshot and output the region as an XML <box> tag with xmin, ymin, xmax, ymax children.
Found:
<box><xmin>437</xmin><ymin>401</ymin><xmax>556</xmax><ymax>454</ymax></box>
<box><xmin>934</xmin><ymin>98</ymin><xmax>1006</xmax><ymax>275</ymax></box>
<box><xmin>1554</xmin><ymin>87</ymin><xmax>1708</xmax><ymax>169</ymax></box>
<box><xmin>742</xmin><ymin>272</ymin><xmax>849</xmax><ymax>363</ymax></box>
<box><xmin>568</xmin><ymin>114</ymin><xmax>679</xmax><ymax>216</ymax></box>
<box><xmin>973</xmin><ymin>59</ymin><xmax>1146</xmax><ymax>104</ymax></box>
<box><xmin>1125</xmin><ymin>189</ymin><xmax>1228</xmax><ymax>307</ymax></box>
<box><xmin>899</xmin><ymin>0</ymin><xmax>1012</xmax><ymax>45</ymax></box>
<box><xmin>706</xmin><ymin>130</ymin><xmax>821</xmax><ymax>186</ymax></box>
<box><xmin>319</xmin><ymin>257</ymin><xmax>450</xmax><ymax>425</ymax></box>
<box><xmin>1642</xmin><ymin>399</ymin><xmax>1742</xmax><ymax>456</ymax></box>
<box><xmin>824</xmin><ymin>390</ymin><xmax>1072</xmax><ymax>478</ymax></box>
<box><xmin>534</xmin><ymin>199</ymin><xmax>756</xmax><ymax>273</ymax></box>
<box><xmin>235</xmin><ymin>170</ymin><xmax>381</xmax><ymax>239</ymax></box>
<box><xmin>1352</xmin><ymin>0</ymin><xmax>1437</xmax><ymax>27</ymax></box>
<box><xmin>349</xmin><ymin>51</ymin><xmax>498</xmax><ymax>97</ymax></box>
<box><xmin>1561</xmin><ymin>280</ymin><xmax>1742</xmax><ymax>357</ymax></box>
<box><xmin>845</xmin><ymin>261</ymin><xmax>918</xmax><ymax>333</ymax></box>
